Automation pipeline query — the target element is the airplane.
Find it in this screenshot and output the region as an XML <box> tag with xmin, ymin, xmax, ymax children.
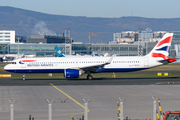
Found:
<box><xmin>0</xmin><ymin>54</ymin><xmax>25</xmax><ymax>62</ymax></box>
<box><xmin>4</xmin><ymin>33</ymin><xmax>176</xmax><ymax>80</ymax></box>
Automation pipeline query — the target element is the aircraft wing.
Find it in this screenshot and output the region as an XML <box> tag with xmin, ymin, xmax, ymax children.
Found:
<box><xmin>79</xmin><ymin>55</ymin><xmax>115</xmax><ymax>73</ymax></box>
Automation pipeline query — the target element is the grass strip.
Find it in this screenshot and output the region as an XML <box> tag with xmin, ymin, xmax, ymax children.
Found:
<box><xmin>2</xmin><ymin>73</ymin><xmax>180</xmax><ymax>79</ymax></box>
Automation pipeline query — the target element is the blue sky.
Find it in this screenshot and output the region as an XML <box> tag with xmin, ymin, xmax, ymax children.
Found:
<box><xmin>1</xmin><ymin>0</ymin><xmax>180</xmax><ymax>18</ymax></box>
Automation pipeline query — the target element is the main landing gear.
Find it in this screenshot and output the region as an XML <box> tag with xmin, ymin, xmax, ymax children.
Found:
<box><xmin>87</xmin><ymin>74</ymin><xmax>93</xmax><ymax>80</ymax></box>
<box><xmin>22</xmin><ymin>74</ymin><xmax>26</xmax><ymax>81</ymax></box>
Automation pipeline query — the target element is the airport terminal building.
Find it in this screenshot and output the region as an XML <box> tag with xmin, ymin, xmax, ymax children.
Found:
<box><xmin>3</xmin><ymin>43</ymin><xmax>138</xmax><ymax>57</ymax></box>
<box><xmin>0</xmin><ymin>30</ymin><xmax>180</xmax><ymax>59</ymax></box>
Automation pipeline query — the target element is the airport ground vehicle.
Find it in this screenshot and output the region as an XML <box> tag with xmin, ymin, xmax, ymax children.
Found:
<box><xmin>163</xmin><ymin>111</ymin><xmax>180</xmax><ymax>120</ymax></box>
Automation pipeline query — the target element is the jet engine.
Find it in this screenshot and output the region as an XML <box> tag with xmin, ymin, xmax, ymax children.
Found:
<box><xmin>64</xmin><ymin>69</ymin><xmax>83</xmax><ymax>78</ymax></box>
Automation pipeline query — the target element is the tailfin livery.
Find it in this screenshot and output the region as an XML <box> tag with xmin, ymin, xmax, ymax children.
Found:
<box><xmin>146</xmin><ymin>33</ymin><xmax>173</xmax><ymax>59</ymax></box>
<box><xmin>146</xmin><ymin>33</ymin><xmax>176</xmax><ymax>63</ymax></box>
<box><xmin>56</xmin><ymin>46</ymin><xmax>65</xmax><ymax>57</ymax></box>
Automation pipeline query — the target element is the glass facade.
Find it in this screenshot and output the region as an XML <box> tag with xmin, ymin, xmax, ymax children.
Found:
<box><xmin>0</xmin><ymin>30</ymin><xmax>179</xmax><ymax>58</ymax></box>
<box><xmin>170</xmin><ymin>31</ymin><xmax>180</xmax><ymax>49</ymax></box>
<box><xmin>138</xmin><ymin>33</ymin><xmax>153</xmax><ymax>42</ymax></box>
<box><xmin>0</xmin><ymin>31</ymin><xmax>179</xmax><ymax>58</ymax></box>
<box><xmin>92</xmin><ymin>44</ymin><xmax>138</xmax><ymax>56</ymax></box>
<box><xmin>1</xmin><ymin>43</ymin><xmax>139</xmax><ymax>57</ymax></box>
<box><xmin>1</xmin><ymin>31</ymin><xmax>179</xmax><ymax>57</ymax></box>
<box><xmin>0</xmin><ymin>44</ymin><xmax>9</xmax><ymax>54</ymax></box>
<box><xmin>72</xmin><ymin>44</ymin><xmax>92</xmax><ymax>55</ymax></box>
<box><xmin>10</xmin><ymin>44</ymin><xmax>65</xmax><ymax>57</ymax></box>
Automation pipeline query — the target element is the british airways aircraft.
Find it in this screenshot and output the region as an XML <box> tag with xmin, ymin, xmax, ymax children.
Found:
<box><xmin>4</xmin><ymin>33</ymin><xmax>176</xmax><ymax>80</ymax></box>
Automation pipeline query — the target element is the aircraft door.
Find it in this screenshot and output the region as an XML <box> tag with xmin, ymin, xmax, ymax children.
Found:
<box><xmin>75</xmin><ymin>60</ymin><xmax>79</xmax><ymax>67</ymax></box>
<box><xmin>21</xmin><ymin>64</ymin><xmax>26</xmax><ymax>68</ymax></box>
<box><xmin>144</xmin><ymin>58</ymin><xmax>149</xmax><ymax>66</ymax></box>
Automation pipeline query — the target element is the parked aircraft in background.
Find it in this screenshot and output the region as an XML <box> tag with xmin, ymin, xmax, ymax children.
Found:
<box><xmin>0</xmin><ymin>54</ymin><xmax>25</xmax><ymax>62</ymax></box>
<box><xmin>4</xmin><ymin>33</ymin><xmax>176</xmax><ymax>80</ymax></box>
<box><xmin>0</xmin><ymin>54</ymin><xmax>35</xmax><ymax>62</ymax></box>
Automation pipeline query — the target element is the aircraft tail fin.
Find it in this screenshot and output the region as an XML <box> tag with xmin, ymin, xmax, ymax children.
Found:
<box><xmin>146</xmin><ymin>33</ymin><xmax>173</xmax><ymax>60</ymax></box>
<box><xmin>56</xmin><ymin>46</ymin><xmax>65</xmax><ymax>57</ymax></box>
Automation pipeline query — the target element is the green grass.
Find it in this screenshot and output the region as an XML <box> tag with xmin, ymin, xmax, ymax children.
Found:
<box><xmin>3</xmin><ymin>73</ymin><xmax>180</xmax><ymax>79</ymax></box>
<box><xmin>0</xmin><ymin>62</ymin><xmax>8</xmax><ymax>67</ymax></box>
<box><xmin>139</xmin><ymin>63</ymin><xmax>180</xmax><ymax>71</ymax></box>
<box><xmin>0</xmin><ymin>62</ymin><xmax>8</xmax><ymax>71</ymax></box>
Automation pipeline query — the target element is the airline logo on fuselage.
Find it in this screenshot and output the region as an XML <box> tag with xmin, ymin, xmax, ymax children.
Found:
<box><xmin>19</xmin><ymin>60</ymin><xmax>36</xmax><ymax>64</ymax></box>
<box><xmin>19</xmin><ymin>60</ymin><xmax>54</xmax><ymax>67</ymax></box>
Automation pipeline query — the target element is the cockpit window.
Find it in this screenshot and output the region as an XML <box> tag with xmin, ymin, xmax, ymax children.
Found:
<box><xmin>10</xmin><ymin>62</ymin><xmax>16</xmax><ymax>64</ymax></box>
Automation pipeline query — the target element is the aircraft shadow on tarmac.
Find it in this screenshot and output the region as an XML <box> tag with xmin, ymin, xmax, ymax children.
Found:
<box><xmin>12</xmin><ymin>76</ymin><xmax>180</xmax><ymax>81</ymax></box>
<box><xmin>1</xmin><ymin>76</ymin><xmax>179</xmax><ymax>85</ymax></box>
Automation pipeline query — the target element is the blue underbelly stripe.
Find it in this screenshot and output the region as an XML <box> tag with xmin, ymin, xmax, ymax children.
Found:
<box><xmin>6</xmin><ymin>68</ymin><xmax>146</xmax><ymax>73</ymax></box>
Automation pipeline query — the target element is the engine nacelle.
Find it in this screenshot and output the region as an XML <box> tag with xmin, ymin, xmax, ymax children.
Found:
<box><xmin>64</xmin><ymin>69</ymin><xmax>81</xmax><ymax>78</ymax></box>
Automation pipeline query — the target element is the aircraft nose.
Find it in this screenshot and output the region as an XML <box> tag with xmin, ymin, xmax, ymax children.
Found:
<box><xmin>4</xmin><ymin>65</ymin><xmax>10</xmax><ymax>71</ymax></box>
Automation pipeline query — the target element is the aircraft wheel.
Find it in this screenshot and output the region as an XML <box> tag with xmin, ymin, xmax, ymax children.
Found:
<box><xmin>87</xmin><ymin>75</ymin><xmax>93</xmax><ymax>80</ymax></box>
<box><xmin>22</xmin><ymin>77</ymin><xmax>26</xmax><ymax>81</ymax></box>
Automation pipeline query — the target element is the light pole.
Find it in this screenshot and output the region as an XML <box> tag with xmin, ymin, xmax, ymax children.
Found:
<box><xmin>152</xmin><ymin>97</ymin><xmax>158</xmax><ymax>120</ymax></box>
<box><xmin>16</xmin><ymin>37</ymin><xmax>20</xmax><ymax>58</ymax></box>
<box><xmin>47</xmin><ymin>99</ymin><xmax>54</xmax><ymax>120</ymax></box>
<box><xmin>119</xmin><ymin>97</ymin><xmax>125</xmax><ymax>120</ymax></box>
<box><xmin>83</xmin><ymin>99</ymin><xmax>90</xmax><ymax>120</ymax></box>
<box><xmin>9</xmin><ymin>100</ymin><xmax>15</xmax><ymax>120</ymax></box>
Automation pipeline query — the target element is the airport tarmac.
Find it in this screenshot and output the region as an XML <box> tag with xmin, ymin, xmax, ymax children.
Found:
<box><xmin>0</xmin><ymin>74</ymin><xmax>180</xmax><ymax>85</ymax></box>
<box><xmin>0</xmin><ymin>77</ymin><xmax>180</xmax><ymax>120</ymax></box>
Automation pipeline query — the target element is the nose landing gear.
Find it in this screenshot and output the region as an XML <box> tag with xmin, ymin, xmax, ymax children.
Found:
<box><xmin>22</xmin><ymin>74</ymin><xmax>26</xmax><ymax>81</ymax></box>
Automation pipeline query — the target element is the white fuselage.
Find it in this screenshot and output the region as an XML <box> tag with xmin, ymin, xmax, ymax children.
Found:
<box><xmin>4</xmin><ymin>56</ymin><xmax>163</xmax><ymax>73</ymax></box>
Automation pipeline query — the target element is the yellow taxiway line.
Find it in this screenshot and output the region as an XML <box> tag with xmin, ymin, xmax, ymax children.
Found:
<box><xmin>50</xmin><ymin>83</ymin><xmax>88</xmax><ymax>110</ymax></box>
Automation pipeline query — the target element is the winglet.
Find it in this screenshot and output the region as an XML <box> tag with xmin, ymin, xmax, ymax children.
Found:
<box><xmin>104</xmin><ymin>53</ymin><xmax>108</xmax><ymax>57</ymax></box>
